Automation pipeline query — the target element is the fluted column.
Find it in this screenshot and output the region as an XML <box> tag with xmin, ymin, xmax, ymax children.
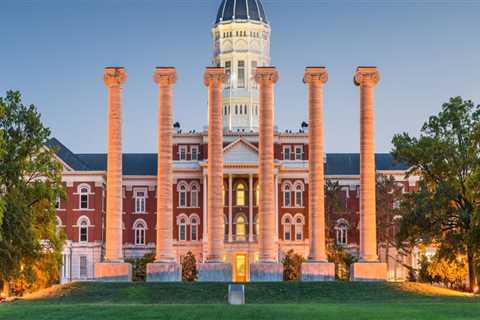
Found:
<box><xmin>104</xmin><ymin>67</ymin><xmax>127</xmax><ymax>263</ymax></box>
<box><xmin>154</xmin><ymin>67</ymin><xmax>177</xmax><ymax>263</ymax></box>
<box><xmin>304</xmin><ymin>67</ymin><xmax>328</xmax><ymax>262</ymax></box>
<box><xmin>355</xmin><ymin>66</ymin><xmax>380</xmax><ymax>262</ymax></box>
<box><xmin>256</xmin><ymin>67</ymin><xmax>278</xmax><ymax>263</ymax></box>
<box><xmin>205</xmin><ymin>67</ymin><xmax>226</xmax><ymax>263</ymax></box>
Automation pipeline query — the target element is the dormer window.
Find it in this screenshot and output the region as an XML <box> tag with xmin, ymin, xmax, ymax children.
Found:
<box><xmin>179</xmin><ymin>146</ymin><xmax>187</xmax><ymax>161</ymax></box>
<box><xmin>294</xmin><ymin>146</ymin><xmax>303</xmax><ymax>160</ymax></box>
<box><xmin>191</xmin><ymin>146</ymin><xmax>199</xmax><ymax>161</ymax></box>
<box><xmin>283</xmin><ymin>146</ymin><xmax>291</xmax><ymax>160</ymax></box>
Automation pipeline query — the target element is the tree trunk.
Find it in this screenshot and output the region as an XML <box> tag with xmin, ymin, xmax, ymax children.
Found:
<box><xmin>467</xmin><ymin>246</ymin><xmax>478</xmax><ymax>293</ymax></box>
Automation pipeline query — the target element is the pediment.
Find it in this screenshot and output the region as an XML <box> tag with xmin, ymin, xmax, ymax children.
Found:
<box><xmin>223</xmin><ymin>138</ymin><xmax>258</xmax><ymax>163</ymax></box>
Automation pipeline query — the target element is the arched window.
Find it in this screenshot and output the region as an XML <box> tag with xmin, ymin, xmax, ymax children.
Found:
<box><xmin>335</xmin><ymin>219</ymin><xmax>349</xmax><ymax>246</ymax></box>
<box><xmin>282</xmin><ymin>214</ymin><xmax>293</xmax><ymax>241</ymax></box>
<box><xmin>177</xmin><ymin>214</ymin><xmax>188</xmax><ymax>241</ymax></box>
<box><xmin>235</xmin><ymin>214</ymin><xmax>247</xmax><ymax>241</ymax></box>
<box><xmin>78</xmin><ymin>184</ymin><xmax>90</xmax><ymax>209</ymax></box>
<box><xmin>236</xmin><ymin>183</ymin><xmax>246</xmax><ymax>206</ymax></box>
<box><xmin>190</xmin><ymin>215</ymin><xmax>200</xmax><ymax>241</ymax></box>
<box><xmin>133</xmin><ymin>219</ymin><xmax>147</xmax><ymax>245</ymax></box>
<box><xmin>77</xmin><ymin>216</ymin><xmax>90</xmax><ymax>243</ymax></box>
<box><xmin>283</xmin><ymin>182</ymin><xmax>292</xmax><ymax>208</ymax></box>
<box><xmin>177</xmin><ymin>182</ymin><xmax>188</xmax><ymax>208</ymax></box>
<box><xmin>190</xmin><ymin>183</ymin><xmax>199</xmax><ymax>208</ymax></box>
<box><xmin>294</xmin><ymin>182</ymin><xmax>304</xmax><ymax>208</ymax></box>
<box><xmin>294</xmin><ymin>214</ymin><xmax>305</xmax><ymax>241</ymax></box>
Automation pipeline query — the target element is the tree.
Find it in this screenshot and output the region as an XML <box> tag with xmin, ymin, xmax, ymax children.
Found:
<box><xmin>126</xmin><ymin>252</ymin><xmax>155</xmax><ymax>282</ymax></box>
<box><xmin>282</xmin><ymin>250</ymin><xmax>304</xmax><ymax>281</ymax></box>
<box><xmin>0</xmin><ymin>91</ymin><xmax>65</xmax><ymax>296</ymax></box>
<box><xmin>376</xmin><ymin>175</ymin><xmax>405</xmax><ymax>270</ymax></box>
<box><xmin>392</xmin><ymin>96</ymin><xmax>480</xmax><ymax>293</ymax></box>
<box><xmin>181</xmin><ymin>251</ymin><xmax>198</xmax><ymax>282</ymax></box>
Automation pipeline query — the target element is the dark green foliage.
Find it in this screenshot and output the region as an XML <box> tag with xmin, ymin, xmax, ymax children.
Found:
<box><xmin>0</xmin><ymin>91</ymin><xmax>65</xmax><ymax>295</ymax></box>
<box><xmin>392</xmin><ymin>97</ymin><xmax>480</xmax><ymax>292</ymax></box>
<box><xmin>181</xmin><ymin>251</ymin><xmax>198</xmax><ymax>282</ymax></box>
<box><xmin>126</xmin><ymin>252</ymin><xmax>155</xmax><ymax>282</ymax></box>
<box><xmin>282</xmin><ymin>250</ymin><xmax>304</xmax><ymax>281</ymax></box>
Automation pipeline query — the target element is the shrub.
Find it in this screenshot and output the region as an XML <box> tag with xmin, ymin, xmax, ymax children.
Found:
<box><xmin>181</xmin><ymin>252</ymin><xmax>198</xmax><ymax>282</ymax></box>
<box><xmin>327</xmin><ymin>244</ymin><xmax>357</xmax><ymax>281</ymax></box>
<box><xmin>126</xmin><ymin>252</ymin><xmax>155</xmax><ymax>282</ymax></box>
<box><xmin>282</xmin><ymin>250</ymin><xmax>304</xmax><ymax>281</ymax></box>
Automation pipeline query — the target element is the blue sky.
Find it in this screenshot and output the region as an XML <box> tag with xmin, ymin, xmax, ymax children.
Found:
<box><xmin>1</xmin><ymin>0</ymin><xmax>479</xmax><ymax>153</ymax></box>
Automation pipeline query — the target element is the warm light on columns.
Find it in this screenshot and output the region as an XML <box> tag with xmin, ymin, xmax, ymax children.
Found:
<box><xmin>354</xmin><ymin>66</ymin><xmax>380</xmax><ymax>262</ymax></box>
<box><xmin>154</xmin><ymin>67</ymin><xmax>177</xmax><ymax>263</ymax></box>
<box><xmin>304</xmin><ymin>67</ymin><xmax>328</xmax><ymax>262</ymax></box>
<box><xmin>255</xmin><ymin>66</ymin><xmax>279</xmax><ymax>263</ymax></box>
<box><xmin>104</xmin><ymin>67</ymin><xmax>127</xmax><ymax>263</ymax></box>
<box><xmin>204</xmin><ymin>67</ymin><xmax>226</xmax><ymax>262</ymax></box>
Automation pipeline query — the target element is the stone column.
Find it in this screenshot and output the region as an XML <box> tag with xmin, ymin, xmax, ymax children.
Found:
<box><xmin>198</xmin><ymin>67</ymin><xmax>232</xmax><ymax>282</ymax></box>
<box><xmin>351</xmin><ymin>66</ymin><xmax>387</xmax><ymax>281</ymax></box>
<box><xmin>250</xmin><ymin>67</ymin><xmax>283</xmax><ymax>281</ymax></box>
<box><xmin>228</xmin><ymin>174</ymin><xmax>233</xmax><ymax>242</ymax></box>
<box><xmin>301</xmin><ymin>67</ymin><xmax>335</xmax><ymax>281</ymax></box>
<box><xmin>95</xmin><ymin>67</ymin><xmax>132</xmax><ymax>282</ymax></box>
<box><xmin>248</xmin><ymin>174</ymin><xmax>254</xmax><ymax>242</ymax></box>
<box><xmin>146</xmin><ymin>67</ymin><xmax>181</xmax><ymax>282</ymax></box>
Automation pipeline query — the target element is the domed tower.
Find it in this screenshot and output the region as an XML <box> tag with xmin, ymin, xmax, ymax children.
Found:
<box><xmin>212</xmin><ymin>0</ymin><xmax>271</xmax><ymax>132</ymax></box>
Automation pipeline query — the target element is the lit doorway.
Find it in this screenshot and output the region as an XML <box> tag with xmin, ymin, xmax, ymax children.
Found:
<box><xmin>234</xmin><ymin>253</ymin><xmax>248</xmax><ymax>283</ymax></box>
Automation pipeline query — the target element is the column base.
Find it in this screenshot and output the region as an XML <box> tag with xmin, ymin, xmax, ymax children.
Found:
<box><xmin>95</xmin><ymin>262</ymin><xmax>132</xmax><ymax>282</ymax></box>
<box><xmin>198</xmin><ymin>263</ymin><xmax>232</xmax><ymax>282</ymax></box>
<box><xmin>301</xmin><ymin>261</ymin><xmax>336</xmax><ymax>281</ymax></box>
<box><xmin>350</xmin><ymin>262</ymin><xmax>387</xmax><ymax>282</ymax></box>
<box><xmin>146</xmin><ymin>262</ymin><xmax>182</xmax><ymax>282</ymax></box>
<box><xmin>250</xmin><ymin>262</ymin><xmax>283</xmax><ymax>282</ymax></box>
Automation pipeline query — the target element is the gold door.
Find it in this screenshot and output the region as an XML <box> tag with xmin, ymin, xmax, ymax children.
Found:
<box><xmin>234</xmin><ymin>254</ymin><xmax>247</xmax><ymax>283</ymax></box>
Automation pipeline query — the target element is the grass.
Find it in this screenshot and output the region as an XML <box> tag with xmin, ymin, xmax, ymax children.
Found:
<box><xmin>0</xmin><ymin>282</ymin><xmax>478</xmax><ymax>320</ymax></box>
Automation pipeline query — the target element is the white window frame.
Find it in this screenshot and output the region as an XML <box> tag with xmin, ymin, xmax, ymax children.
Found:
<box><xmin>133</xmin><ymin>219</ymin><xmax>147</xmax><ymax>245</ymax></box>
<box><xmin>190</xmin><ymin>182</ymin><xmax>200</xmax><ymax>208</ymax></box>
<box><xmin>77</xmin><ymin>216</ymin><xmax>90</xmax><ymax>243</ymax></box>
<box><xmin>179</xmin><ymin>145</ymin><xmax>187</xmax><ymax>161</ymax></box>
<box><xmin>177</xmin><ymin>214</ymin><xmax>188</xmax><ymax>242</ymax></box>
<box><xmin>79</xmin><ymin>255</ymin><xmax>88</xmax><ymax>278</ymax></box>
<box><xmin>294</xmin><ymin>182</ymin><xmax>304</xmax><ymax>208</ymax></box>
<box><xmin>294</xmin><ymin>145</ymin><xmax>303</xmax><ymax>160</ymax></box>
<box><xmin>282</xmin><ymin>214</ymin><xmax>293</xmax><ymax>241</ymax></box>
<box><xmin>78</xmin><ymin>184</ymin><xmax>91</xmax><ymax>210</ymax></box>
<box><xmin>283</xmin><ymin>146</ymin><xmax>291</xmax><ymax>161</ymax></box>
<box><xmin>134</xmin><ymin>188</ymin><xmax>147</xmax><ymax>213</ymax></box>
<box><xmin>177</xmin><ymin>182</ymin><xmax>188</xmax><ymax>208</ymax></box>
<box><xmin>294</xmin><ymin>214</ymin><xmax>305</xmax><ymax>241</ymax></box>
<box><xmin>336</xmin><ymin>219</ymin><xmax>349</xmax><ymax>246</ymax></box>
<box><xmin>191</xmin><ymin>146</ymin><xmax>199</xmax><ymax>161</ymax></box>
<box><xmin>189</xmin><ymin>214</ymin><xmax>200</xmax><ymax>241</ymax></box>
<box><xmin>283</xmin><ymin>182</ymin><xmax>292</xmax><ymax>208</ymax></box>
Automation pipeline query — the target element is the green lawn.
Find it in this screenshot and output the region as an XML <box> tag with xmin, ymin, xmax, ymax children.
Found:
<box><xmin>0</xmin><ymin>282</ymin><xmax>478</xmax><ymax>320</ymax></box>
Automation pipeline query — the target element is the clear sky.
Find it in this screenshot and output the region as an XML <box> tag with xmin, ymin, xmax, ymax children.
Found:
<box><xmin>1</xmin><ymin>0</ymin><xmax>479</xmax><ymax>153</ymax></box>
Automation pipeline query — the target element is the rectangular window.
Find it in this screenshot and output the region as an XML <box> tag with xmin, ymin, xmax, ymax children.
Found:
<box><xmin>191</xmin><ymin>191</ymin><xmax>198</xmax><ymax>208</ymax></box>
<box><xmin>135</xmin><ymin>191</ymin><xmax>146</xmax><ymax>213</ymax></box>
<box><xmin>80</xmin><ymin>226</ymin><xmax>88</xmax><ymax>242</ymax></box>
<box><xmin>285</xmin><ymin>229</ymin><xmax>291</xmax><ymax>241</ymax></box>
<box><xmin>79</xmin><ymin>256</ymin><xmax>87</xmax><ymax>278</ymax></box>
<box><xmin>80</xmin><ymin>195</ymin><xmax>88</xmax><ymax>209</ymax></box>
<box><xmin>295</xmin><ymin>192</ymin><xmax>302</xmax><ymax>207</ymax></box>
<box><xmin>283</xmin><ymin>146</ymin><xmax>291</xmax><ymax>160</ymax></box>
<box><xmin>251</xmin><ymin>61</ymin><xmax>258</xmax><ymax>88</ymax></box>
<box><xmin>238</xmin><ymin>61</ymin><xmax>245</xmax><ymax>88</ymax></box>
<box><xmin>296</xmin><ymin>228</ymin><xmax>302</xmax><ymax>241</ymax></box>
<box><xmin>284</xmin><ymin>192</ymin><xmax>291</xmax><ymax>207</ymax></box>
<box><xmin>179</xmin><ymin>225</ymin><xmax>186</xmax><ymax>241</ymax></box>
<box><xmin>191</xmin><ymin>146</ymin><xmax>199</xmax><ymax>161</ymax></box>
<box><xmin>55</xmin><ymin>197</ymin><xmax>60</xmax><ymax>209</ymax></box>
<box><xmin>225</xmin><ymin>61</ymin><xmax>232</xmax><ymax>88</ymax></box>
<box><xmin>295</xmin><ymin>146</ymin><xmax>303</xmax><ymax>160</ymax></box>
<box><xmin>191</xmin><ymin>225</ymin><xmax>197</xmax><ymax>241</ymax></box>
<box><xmin>179</xmin><ymin>146</ymin><xmax>187</xmax><ymax>161</ymax></box>
<box><xmin>179</xmin><ymin>192</ymin><xmax>186</xmax><ymax>208</ymax></box>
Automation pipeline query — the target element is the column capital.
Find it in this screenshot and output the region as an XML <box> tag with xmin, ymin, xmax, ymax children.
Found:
<box><xmin>354</xmin><ymin>66</ymin><xmax>380</xmax><ymax>87</ymax></box>
<box><xmin>255</xmin><ymin>66</ymin><xmax>279</xmax><ymax>85</ymax></box>
<box><xmin>204</xmin><ymin>67</ymin><xmax>226</xmax><ymax>87</ymax></box>
<box><xmin>104</xmin><ymin>67</ymin><xmax>127</xmax><ymax>88</ymax></box>
<box><xmin>303</xmin><ymin>67</ymin><xmax>328</xmax><ymax>85</ymax></box>
<box><xmin>154</xmin><ymin>67</ymin><xmax>177</xmax><ymax>86</ymax></box>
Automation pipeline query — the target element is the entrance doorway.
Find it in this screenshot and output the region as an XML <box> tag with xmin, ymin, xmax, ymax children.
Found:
<box><xmin>234</xmin><ymin>253</ymin><xmax>248</xmax><ymax>283</ymax></box>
